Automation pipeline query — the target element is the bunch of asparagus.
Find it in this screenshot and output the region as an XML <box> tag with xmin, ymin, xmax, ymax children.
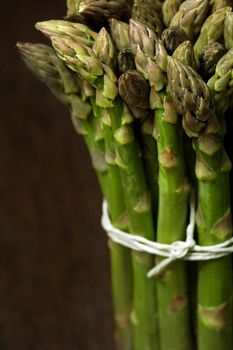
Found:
<box><xmin>17</xmin><ymin>0</ymin><xmax>233</xmax><ymax>349</ymax></box>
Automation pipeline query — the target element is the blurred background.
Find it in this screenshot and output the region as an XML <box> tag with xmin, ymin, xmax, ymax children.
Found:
<box><xmin>1</xmin><ymin>1</ymin><xmax>114</xmax><ymax>349</ymax></box>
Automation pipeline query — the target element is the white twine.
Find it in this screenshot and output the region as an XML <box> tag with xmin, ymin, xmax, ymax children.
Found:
<box><xmin>101</xmin><ymin>194</ymin><xmax>233</xmax><ymax>278</ymax></box>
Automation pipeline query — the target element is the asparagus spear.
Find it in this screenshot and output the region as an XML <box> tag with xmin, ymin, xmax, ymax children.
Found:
<box><xmin>113</xmin><ymin>19</ymin><xmax>159</xmax><ymax>200</ymax></box>
<box><xmin>92</xmin><ymin>27</ymin><xmax>116</xmax><ymax>69</ymax></box>
<box><xmin>36</xmin><ymin>19</ymin><xmax>97</xmax><ymax>47</ymax></box>
<box><xmin>133</xmin><ymin>0</ymin><xmax>163</xmax><ymax>17</ymax></box>
<box><xmin>161</xmin><ymin>26</ymin><xmax>188</xmax><ymax>55</ymax></box>
<box><xmin>167</xmin><ymin>57</ymin><xmax>214</xmax><ymax>137</ymax></box>
<box><xmin>101</xmin><ymin>29</ymin><xmax>161</xmax><ymax>349</ymax></box>
<box><xmin>210</xmin><ymin>0</ymin><xmax>232</xmax><ymax>13</ymax></box>
<box><xmin>207</xmin><ymin>48</ymin><xmax>233</xmax><ymax>113</ymax></box>
<box><xmin>49</xmin><ymin>27</ymin><xmax>161</xmax><ymax>350</ymax></box>
<box><xmin>17</xmin><ymin>42</ymin><xmax>109</xmax><ymax>198</ymax></box>
<box><xmin>167</xmin><ymin>56</ymin><xmax>233</xmax><ymax>350</ymax></box>
<box><xmin>129</xmin><ymin>19</ymin><xmax>193</xmax><ymax>350</ymax></box>
<box><xmin>139</xmin><ymin>115</ymin><xmax>159</xmax><ymax>227</ymax></box>
<box><xmin>109</xmin><ymin>18</ymin><xmax>130</xmax><ymax>51</ymax></box>
<box><xmin>172</xmin><ymin>39</ymin><xmax>198</xmax><ymax>187</ymax></box>
<box><xmin>194</xmin><ymin>7</ymin><xmax>231</xmax><ymax>64</ymax></box>
<box><xmin>92</xmin><ymin>100</ymin><xmax>134</xmax><ymax>350</ymax></box>
<box><xmin>206</xmin><ymin>46</ymin><xmax>233</xmax><ymax>338</ymax></box>
<box><xmin>93</xmin><ymin>29</ymin><xmax>160</xmax><ymax>350</ymax></box>
<box><xmin>225</xmin><ymin>106</ymin><xmax>233</xmax><ymax>166</ymax></box>
<box><xmin>170</xmin><ymin>0</ymin><xmax>210</xmax><ymax>41</ymax></box>
<box><xmin>78</xmin><ymin>0</ymin><xmax>132</xmax><ymax>18</ymax></box>
<box><xmin>173</xmin><ymin>40</ymin><xmax>197</xmax><ymax>69</ymax></box>
<box><xmin>169</xmin><ymin>39</ymin><xmax>199</xmax><ymax>339</ymax></box>
<box><xmin>108</xmin><ymin>19</ymin><xmax>136</xmax><ymax>75</ymax></box>
<box><xmin>108</xmin><ymin>101</ymin><xmax>160</xmax><ymax>350</ymax></box>
<box><xmin>224</xmin><ymin>10</ymin><xmax>233</xmax><ymax>50</ymax></box>
<box><xmin>162</xmin><ymin>0</ymin><xmax>184</xmax><ymax>27</ymax></box>
<box><xmin>206</xmin><ymin>46</ymin><xmax>233</xmax><ymax>219</ymax></box>
<box><xmin>199</xmin><ymin>42</ymin><xmax>226</xmax><ymax>80</ymax></box>
<box><xmin>131</xmin><ymin>0</ymin><xmax>164</xmax><ymax>35</ymax></box>
<box><xmin>35</xmin><ymin>22</ymin><xmax>116</xmax><ymax>107</ymax></box>
<box><xmin>90</xmin><ymin>33</ymin><xmax>134</xmax><ymax>349</ymax></box>
<box><xmin>116</xmin><ymin>5</ymin><xmax>160</xmax><ymax>224</ymax></box>
<box><xmin>67</xmin><ymin>0</ymin><xmax>81</xmax><ymax>16</ymax></box>
<box><xmin>36</xmin><ymin>21</ymin><xmax>111</xmax><ymax>101</ymax></box>
<box><xmin>119</xmin><ymin>70</ymin><xmax>159</xmax><ymax>220</ymax></box>
<box><xmin>18</xmin><ymin>40</ymin><xmax>134</xmax><ymax>350</ymax></box>
<box><xmin>118</xmin><ymin>70</ymin><xmax>150</xmax><ymax>120</ymax></box>
<box><xmin>66</xmin><ymin>0</ymin><xmax>132</xmax><ymax>29</ymax></box>
<box><xmin>50</xmin><ymin>35</ymin><xmax>118</xmax><ymax>106</ymax></box>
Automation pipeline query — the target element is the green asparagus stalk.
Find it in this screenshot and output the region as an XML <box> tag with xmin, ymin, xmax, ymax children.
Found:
<box><xmin>206</xmin><ymin>47</ymin><xmax>233</xmax><ymax>198</ymax></box>
<box><xmin>17</xmin><ymin>42</ymin><xmax>109</xmax><ymax>198</ymax></box>
<box><xmin>225</xmin><ymin>107</ymin><xmax>233</xmax><ymax>167</ymax></box>
<box><xmin>98</xmin><ymin>30</ymin><xmax>160</xmax><ymax>349</ymax></box>
<box><xmin>194</xmin><ymin>7</ymin><xmax>231</xmax><ymax>64</ymax></box>
<box><xmin>90</xmin><ymin>34</ymin><xmax>134</xmax><ymax>349</ymax></box>
<box><xmin>18</xmin><ymin>41</ymin><xmax>134</xmax><ymax>350</ymax></box>
<box><xmin>49</xmin><ymin>27</ymin><xmax>160</xmax><ymax>350</ymax></box>
<box><xmin>51</xmin><ymin>25</ymin><xmax>159</xmax><ymax>349</ymax></box>
<box><xmin>18</xmin><ymin>4</ymin><xmax>233</xmax><ymax>350</ymax></box>
<box><xmin>162</xmin><ymin>0</ymin><xmax>183</xmax><ymax>27</ymax></box>
<box><xmin>170</xmin><ymin>0</ymin><xmax>210</xmax><ymax>41</ymax></box>
<box><xmin>91</xmin><ymin>100</ymin><xmax>134</xmax><ymax>350</ymax></box>
<box><xmin>129</xmin><ymin>19</ymin><xmax>193</xmax><ymax>350</ymax></box>
<box><xmin>172</xmin><ymin>40</ymin><xmax>198</xmax><ymax>188</ymax></box>
<box><xmin>93</xmin><ymin>29</ymin><xmax>160</xmax><ymax>350</ymax></box>
<box><xmin>154</xmin><ymin>97</ymin><xmax>192</xmax><ymax>350</ymax></box>
<box><xmin>109</xmin><ymin>100</ymin><xmax>160</xmax><ymax>350</ymax></box>
<box><xmin>118</xmin><ymin>69</ymin><xmax>158</xmax><ymax>220</ymax></box>
<box><xmin>167</xmin><ymin>56</ymin><xmax>233</xmax><ymax>350</ymax></box>
<box><xmin>115</xmin><ymin>17</ymin><xmax>159</xmax><ymax>220</ymax></box>
<box><xmin>139</xmin><ymin>116</ymin><xmax>159</xmax><ymax>226</ymax></box>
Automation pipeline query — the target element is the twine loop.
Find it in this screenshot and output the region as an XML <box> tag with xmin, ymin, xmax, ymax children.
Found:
<box><xmin>170</xmin><ymin>240</ymin><xmax>195</xmax><ymax>259</ymax></box>
<box><xmin>101</xmin><ymin>193</ymin><xmax>233</xmax><ymax>278</ymax></box>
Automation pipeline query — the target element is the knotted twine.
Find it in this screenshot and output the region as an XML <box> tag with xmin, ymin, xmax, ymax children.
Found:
<box><xmin>101</xmin><ymin>193</ymin><xmax>233</xmax><ymax>277</ymax></box>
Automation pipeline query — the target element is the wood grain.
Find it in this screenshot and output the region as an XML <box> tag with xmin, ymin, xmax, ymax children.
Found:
<box><xmin>0</xmin><ymin>1</ymin><xmax>114</xmax><ymax>349</ymax></box>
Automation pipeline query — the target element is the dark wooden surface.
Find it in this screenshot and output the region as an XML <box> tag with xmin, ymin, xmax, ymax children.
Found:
<box><xmin>1</xmin><ymin>2</ymin><xmax>114</xmax><ymax>349</ymax></box>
